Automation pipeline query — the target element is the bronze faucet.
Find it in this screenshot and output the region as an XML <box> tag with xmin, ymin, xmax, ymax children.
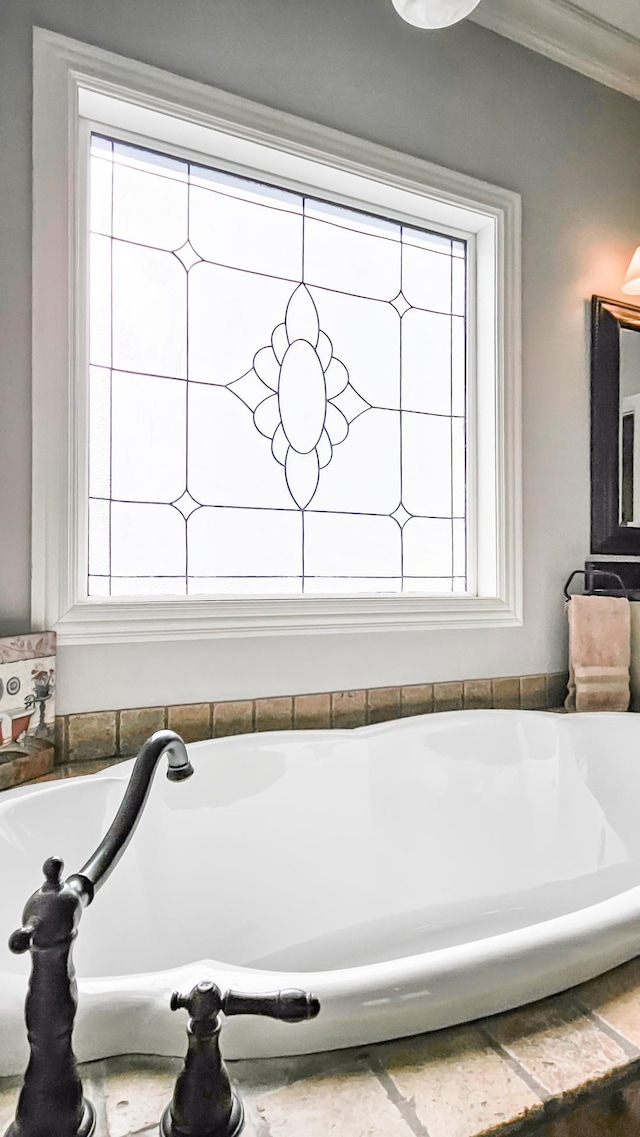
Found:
<box><xmin>4</xmin><ymin>730</ymin><xmax>194</xmax><ymax>1137</ymax></box>
<box><xmin>162</xmin><ymin>982</ymin><xmax>320</xmax><ymax>1137</ymax></box>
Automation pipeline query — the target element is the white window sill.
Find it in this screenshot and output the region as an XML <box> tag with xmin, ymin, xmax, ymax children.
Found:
<box><xmin>52</xmin><ymin>595</ymin><xmax>523</xmax><ymax>645</ymax></box>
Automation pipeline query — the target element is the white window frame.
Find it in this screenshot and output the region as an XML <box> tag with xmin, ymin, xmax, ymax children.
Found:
<box><xmin>32</xmin><ymin>28</ymin><xmax>522</xmax><ymax>645</ymax></box>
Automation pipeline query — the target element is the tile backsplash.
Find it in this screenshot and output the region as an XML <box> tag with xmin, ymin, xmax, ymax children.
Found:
<box><xmin>54</xmin><ymin>672</ymin><xmax>567</xmax><ymax>768</ymax></box>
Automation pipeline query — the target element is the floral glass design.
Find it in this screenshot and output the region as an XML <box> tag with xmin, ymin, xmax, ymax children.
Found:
<box><xmin>230</xmin><ymin>284</ymin><xmax>370</xmax><ymax>509</ymax></box>
<box><xmin>87</xmin><ymin>135</ymin><xmax>468</xmax><ymax>597</ymax></box>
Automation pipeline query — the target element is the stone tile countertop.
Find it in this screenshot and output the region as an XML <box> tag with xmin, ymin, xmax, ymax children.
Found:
<box><xmin>3</xmin><ymin>957</ymin><xmax>640</xmax><ymax>1137</ymax></box>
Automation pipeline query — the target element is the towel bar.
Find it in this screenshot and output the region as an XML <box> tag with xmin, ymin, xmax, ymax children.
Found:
<box><xmin>563</xmin><ymin>568</ymin><xmax>627</xmax><ymax>601</ymax></box>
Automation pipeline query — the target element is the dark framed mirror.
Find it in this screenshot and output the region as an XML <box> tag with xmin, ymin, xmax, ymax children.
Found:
<box><xmin>591</xmin><ymin>294</ymin><xmax>640</xmax><ymax>553</ymax></box>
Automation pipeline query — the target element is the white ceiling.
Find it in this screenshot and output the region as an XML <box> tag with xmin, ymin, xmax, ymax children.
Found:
<box><xmin>568</xmin><ymin>0</ymin><xmax>640</xmax><ymax>39</ymax></box>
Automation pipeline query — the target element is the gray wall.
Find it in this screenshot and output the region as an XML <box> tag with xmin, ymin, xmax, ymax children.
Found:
<box><xmin>2</xmin><ymin>0</ymin><xmax>640</xmax><ymax>712</ymax></box>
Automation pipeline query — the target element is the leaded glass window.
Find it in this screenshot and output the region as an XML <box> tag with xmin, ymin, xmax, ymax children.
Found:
<box><xmin>88</xmin><ymin>133</ymin><xmax>468</xmax><ymax>598</ymax></box>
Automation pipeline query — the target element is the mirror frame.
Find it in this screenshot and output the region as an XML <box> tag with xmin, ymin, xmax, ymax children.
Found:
<box><xmin>591</xmin><ymin>294</ymin><xmax>640</xmax><ymax>553</ymax></box>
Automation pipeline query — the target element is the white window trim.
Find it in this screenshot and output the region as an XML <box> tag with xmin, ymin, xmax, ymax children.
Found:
<box><xmin>32</xmin><ymin>28</ymin><xmax>522</xmax><ymax>645</ymax></box>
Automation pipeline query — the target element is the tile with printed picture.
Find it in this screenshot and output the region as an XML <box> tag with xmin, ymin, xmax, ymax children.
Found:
<box><xmin>0</xmin><ymin>632</ymin><xmax>56</xmax><ymax>754</ymax></box>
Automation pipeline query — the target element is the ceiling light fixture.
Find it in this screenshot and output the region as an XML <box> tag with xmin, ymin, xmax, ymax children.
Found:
<box><xmin>391</xmin><ymin>0</ymin><xmax>482</xmax><ymax>29</ymax></box>
<box><xmin>622</xmin><ymin>247</ymin><xmax>640</xmax><ymax>296</ymax></box>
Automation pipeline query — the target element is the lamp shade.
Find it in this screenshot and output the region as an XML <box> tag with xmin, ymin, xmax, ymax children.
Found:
<box><xmin>391</xmin><ymin>0</ymin><xmax>483</xmax><ymax>29</ymax></box>
<box><xmin>622</xmin><ymin>246</ymin><xmax>640</xmax><ymax>296</ymax></box>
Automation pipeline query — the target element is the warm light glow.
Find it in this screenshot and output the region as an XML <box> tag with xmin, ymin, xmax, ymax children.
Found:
<box><xmin>622</xmin><ymin>246</ymin><xmax>640</xmax><ymax>296</ymax></box>
<box><xmin>391</xmin><ymin>0</ymin><xmax>483</xmax><ymax>29</ymax></box>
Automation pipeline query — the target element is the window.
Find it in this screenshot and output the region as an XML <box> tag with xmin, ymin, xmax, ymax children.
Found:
<box><xmin>88</xmin><ymin>133</ymin><xmax>470</xmax><ymax>599</ymax></box>
<box><xmin>32</xmin><ymin>30</ymin><xmax>522</xmax><ymax>642</ymax></box>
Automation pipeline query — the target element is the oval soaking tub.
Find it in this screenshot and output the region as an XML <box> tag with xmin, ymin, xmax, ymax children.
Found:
<box><xmin>1</xmin><ymin>709</ymin><xmax>640</xmax><ymax>1075</ymax></box>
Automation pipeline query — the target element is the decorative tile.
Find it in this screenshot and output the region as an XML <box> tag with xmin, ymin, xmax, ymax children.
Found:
<box><xmin>68</xmin><ymin>711</ymin><xmax>117</xmax><ymax>763</ymax></box>
<box><xmin>331</xmin><ymin>690</ymin><xmax>367</xmax><ymax>729</ymax></box>
<box><xmin>367</xmin><ymin>686</ymin><xmax>401</xmax><ymax>725</ymax></box>
<box><xmin>482</xmin><ymin>998</ymin><xmax>629</xmax><ymax>1100</ymax></box>
<box><xmin>576</xmin><ymin>958</ymin><xmax>640</xmax><ymax>1049</ymax></box>
<box><xmin>463</xmin><ymin>679</ymin><xmax>492</xmax><ymax>710</ymax></box>
<box><xmin>167</xmin><ymin>703</ymin><xmax>211</xmax><ymax>744</ymax></box>
<box><xmin>254</xmin><ymin>697</ymin><xmax>293</xmax><ymax>733</ymax></box>
<box><xmin>118</xmin><ymin>707</ymin><xmax>166</xmax><ymax>757</ymax></box>
<box><xmin>491</xmin><ymin>677</ymin><xmax>521</xmax><ymax>709</ymax></box>
<box><xmin>520</xmin><ymin>674</ymin><xmax>547</xmax><ymax>711</ymax></box>
<box><xmin>293</xmin><ymin>693</ymin><xmax>331</xmax><ymax>730</ymax></box>
<box><xmin>257</xmin><ymin>1064</ymin><xmax>409</xmax><ymax>1137</ymax></box>
<box><xmin>0</xmin><ymin>632</ymin><xmax>56</xmax><ymax>774</ymax></box>
<box><xmin>0</xmin><ymin>632</ymin><xmax>56</xmax><ymax>664</ymax></box>
<box><xmin>401</xmin><ymin>683</ymin><xmax>433</xmax><ymax>717</ymax></box>
<box><xmin>381</xmin><ymin>1026</ymin><xmax>542</xmax><ymax>1137</ymax></box>
<box><xmin>213</xmin><ymin>700</ymin><xmax>254</xmax><ymax>737</ymax></box>
<box><xmin>546</xmin><ymin>672</ymin><xmax>569</xmax><ymax>709</ymax></box>
<box><xmin>433</xmin><ymin>681</ymin><xmax>464</xmax><ymax>713</ymax></box>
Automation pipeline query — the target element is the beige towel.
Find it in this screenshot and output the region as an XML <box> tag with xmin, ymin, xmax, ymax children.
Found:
<box><xmin>630</xmin><ymin>604</ymin><xmax>640</xmax><ymax>711</ymax></box>
<box><xmin>565</xmin><ymin>594</ymin><xmax>630</xmax><ymax>712</ymax></box>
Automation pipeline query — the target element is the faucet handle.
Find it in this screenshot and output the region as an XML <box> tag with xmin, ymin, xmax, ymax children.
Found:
<box><xmin>222</xmin><ymin>988</ymin><xmax>320</xmax><ymax>1023</ymax></box>
<box><xmin>169</xmin><ymin>983</ymin><xmax>320</xmax><ymax>1028</ymax></box>
<box><xmin>8</xmin><ymin>924</ymin><xmax>36</xmax><ymax>954</ymax></box>
<box><xmin>170</xmin><ymin>981</ymin><xmax>222</xmax><ymax>1024</ymax></box>
<box><xmin>8</xmin><ymin>857</ymin><xmax>69</xmax><ymax>954</ymax></box>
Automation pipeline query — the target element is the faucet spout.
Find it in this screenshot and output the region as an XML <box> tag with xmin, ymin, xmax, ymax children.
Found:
<box><xmin>69</xmin><ymin>730</ymin><xmax>194</xmax><ymax>903</ymax></box>
<box><xmin>4</xmin><ymin>730</ymin><xmax>194</xmax><ymax>1137</ymax></box>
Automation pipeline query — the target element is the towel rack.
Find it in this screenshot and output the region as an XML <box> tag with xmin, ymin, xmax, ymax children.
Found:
<box><xmin>563</xmin><ymin>568</ymin><xmax>628</xmax><ymax>601</ymax></box>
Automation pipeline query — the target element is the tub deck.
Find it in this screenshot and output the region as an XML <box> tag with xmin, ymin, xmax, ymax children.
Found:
<box><xmin>2</xmin><ymin>954</ymin><xmax>640</xmax><ymax>1137</ymax></box>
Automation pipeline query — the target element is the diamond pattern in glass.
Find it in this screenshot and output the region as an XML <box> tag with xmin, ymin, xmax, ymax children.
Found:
<box><xmin>87</xmin><ymin>133</ymin><xmax>467</xmax><ymax>597</ymax></box>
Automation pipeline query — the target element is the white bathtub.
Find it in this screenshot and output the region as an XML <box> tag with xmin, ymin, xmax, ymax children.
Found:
<box><xmin>1</xmin><ymin>709</ymin><xmax>640</xmax><ymax>1075</ymax></box>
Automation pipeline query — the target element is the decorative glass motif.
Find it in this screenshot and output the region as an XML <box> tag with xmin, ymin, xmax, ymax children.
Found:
<box><xmin>88</xmin><ymin>134</ymin><xmax>468</xmax><ymax>597</ymax></box>
<box><xmin>230</xmin><ymin>284</ymin><xmax>370</xmax><ymax>509</ymax></box>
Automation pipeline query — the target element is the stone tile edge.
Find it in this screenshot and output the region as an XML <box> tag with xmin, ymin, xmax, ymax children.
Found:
<box><xmin>3</xmin><ymin>997</ymin><xmax>640</xmax><ymax>1137</ymax></box>
<box><xmin>48</xmin><ymin>672</ymin><xmax>569</xmax><ymax>769</ymax></box>
<box><xmin>474</xmin><ymin>990</ymin><xmax>640</xmax><ymax>1135</ymax></box>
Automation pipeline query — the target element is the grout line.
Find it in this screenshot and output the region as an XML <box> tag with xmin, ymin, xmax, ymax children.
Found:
<box><xmin>368</xmin><ymin>1056</ymin><xmax>431</xmax><ymax>1137</ymax></box>
<box><xmin>568</xmin><ymin>995</ymin><xmax>640</xmax><ymax>1060</ymax></box>
<box><xmin>476</xmin><ymin>1026</ymin><xmax>551</xmax><ymax>1105</ymax></box>
<box><xmin>44</xmin><ymin>672</ymin><xmax>567</xmax><ymax>790</ymax></box>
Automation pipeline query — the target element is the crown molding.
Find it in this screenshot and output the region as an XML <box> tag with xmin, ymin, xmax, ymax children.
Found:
<box><xmin>470</xmin><ymin>0</ymin><xmax>640</xmax><ymax>103</ymax></box>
